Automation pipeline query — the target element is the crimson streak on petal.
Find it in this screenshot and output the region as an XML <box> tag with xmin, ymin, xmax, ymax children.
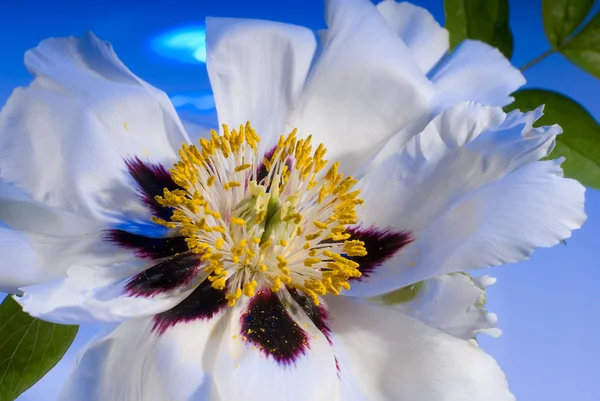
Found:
<box><xmin>152</xmin><ymin>279</ymin><xmax>228</xmax><ymax>334</ymax></box>
<box><xmin>346</xmin><ymin>227</ymin><xmax>412</xmax><ymax>279</ymax></box>
<box><xmin>125</xmin><ymin>252</ymin><xmax>201</xmax><ymax>297</ymax></box>
<box><xmin>125</xmin><ymin>157</ymin><xmax>181</xmax><ymax>221</ymax></box>
<box><xmin>107</xmin><ymin>229</ymin><xmax>188</xmax><ymax>259</ymax></box>
<box><xmin>288</xmin><ymin>288</ymin><xmax>330</xmax><ymax>342</ymax></box>
<box><xmin>241</xmin><ymin>290</ymin><xmax>309</xmax><ymax>366</ymax></box>
<box><xmin>288</xmin><ymin>288</ymin><xmax>341</xmax><ymax>373</ymax></box>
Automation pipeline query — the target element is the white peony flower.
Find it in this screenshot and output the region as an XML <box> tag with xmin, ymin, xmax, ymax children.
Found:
<box><xmin>0</xmin><ymin>0</ymin><xmax>585</xmax><ymax>400</ymax></box>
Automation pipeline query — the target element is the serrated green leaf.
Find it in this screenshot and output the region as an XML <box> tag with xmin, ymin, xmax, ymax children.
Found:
<box><xmin>444</xmin><ymin>0</ymin><xmax>513</xmax><ymax>59</ymax></box>
<box><xmin>505</xmin><ymin>89</ymin><xmax>600</xmax><ymax>189</ymax></box>
<box><xmin>542</xmin><ymin>0</ymin><xmax>594</xmax><ymax>47</ymax></box>
<box><xmin>561</xmin><ymin>10</ymin><xmax>600</xmax><ymax>78</ymax></box>
<box><xmin>0</xmin><ymin>296</ymin><xmax>78</xmax><ymax>401</ymax></box>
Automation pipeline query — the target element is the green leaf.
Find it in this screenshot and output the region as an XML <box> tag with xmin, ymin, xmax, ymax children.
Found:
<box><xmin>561</xmin><ymin>10</ymin><xmax>600</xmax><ymax>78</ymax></box>
<box><xmin>0</xmin><ymin>296</ymin><xmax>78</xmax><ymax>401</ymax></box>
<box><xmin>505</xmin><ymin>89</ymin><xmax>600</xmax><ymax>189</ymax></box>
<box><xmin>444</xmin><ymin>0</ymin><xmax>514</xmax><ymax>59</ymax></box>
<box><xmin>542</xmin><ymin>0</ymin><xmax>595</xmax><ymax>47</ymax></box>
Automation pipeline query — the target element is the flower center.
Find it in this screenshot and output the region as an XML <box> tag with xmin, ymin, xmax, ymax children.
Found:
<box><xmin>153</xmin><ymin>123</ymin><xmax>366</xmax><ymax>306</ymax></box>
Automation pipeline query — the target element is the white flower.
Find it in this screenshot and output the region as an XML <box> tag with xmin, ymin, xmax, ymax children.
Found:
<box><xmin>0</xmin><ymin>1</ymin><xmax>585</xmax><ymax>400</ymax></box>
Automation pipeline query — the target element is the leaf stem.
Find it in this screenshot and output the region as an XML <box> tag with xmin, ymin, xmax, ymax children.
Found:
<box><xmin>520</xmin><ymin>48</ymin><xmax>556</xmax><ymax>72</ymax></box>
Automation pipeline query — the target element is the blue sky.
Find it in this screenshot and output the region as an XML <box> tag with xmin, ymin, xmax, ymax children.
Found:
<box><xmin>1</xmin><ymin>0</ymin><xmax>599</xmax><ymax>400</ymax></box>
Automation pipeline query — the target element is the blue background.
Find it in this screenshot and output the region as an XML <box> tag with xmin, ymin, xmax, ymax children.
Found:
<box><xmin>0</xmin><ymin>0</ymin><xmax>598</xmax><ymax>400</ymax></box>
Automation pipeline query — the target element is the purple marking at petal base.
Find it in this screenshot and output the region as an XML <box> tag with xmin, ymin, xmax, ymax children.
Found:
<box><xmin>107</xmin><ymin>229</ymin><xmax>188</xmax><ymax>259</ymax></box>
<box><xmin>125</xmin><ymin>252</ymin><xmax>201</xmax><ymax>297</ymax></box>
<box><xmin>346</xmin><ymin>227</ymin><xmax>412</xmax><ymax>279</ymax></box>
<box><xmin>125</xmin><ymin>157</ymin><xmax>180</xmax><ymax>221</ymax></box>
<box><xmin>256</xmin><ymin>146</ymin><xmax>294</xmax><ymax>184</ymax></box>
<box><xmin>288</xmin><ymin>288</ymin><xmax>331</xmax><ymax>343</ymax></box>
<box><xmin>256</xmin><ymin>147</ymin><xmax>276</xmax><ymax>183</ymax></box>
<box><xmin>152</xmin><ymin>279</ymin><xmax>228</xmax><ymax>334</ymax></box>
<box><xmin>241</xmin><ymin>290</ymin><xmax>309</xmax><ymax>366</ymax></box>
<box><xmin>288</xmin><ymin>288</ymin><xmax>340</xmax><ymax>374</ymax></box>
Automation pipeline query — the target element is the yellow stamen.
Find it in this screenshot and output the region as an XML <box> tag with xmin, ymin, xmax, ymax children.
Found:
<box><xmin>154</xmin><ymin>122</ymin><xmax>365</xmax><ymax>308</ymax></box>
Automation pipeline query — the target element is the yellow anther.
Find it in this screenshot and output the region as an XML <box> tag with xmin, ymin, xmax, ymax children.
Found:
<box><xmin>231</xmin><ymin>217</ymin><xmax>246</xmax><ymax>226</ymax></box>
<box><xmin>235</xmin><ymin>164</ymin><xmax>252</xmax><ymax>172</ymax></box>
<box><xmin>224</xmin><ymin>181</ymin><xmax>241</xmax><ymax>190</ymax></box>
<box><xmin>313</xmin><ymin>220</ymin><xmax>328</xmax><ymax>230</ymax></box>
<box><xmin>205</xmin><ymin>209</ymin><xmax>221</xmax><ymax>219</ymax></box>
<box><xmin>212</xmin><ymin>226</ymin><xmax>226</xmax><ymax>234</ymax></box>
<box><xmin>215</xmin><ymin>237</ymin><xmax>224</xmax><ymax>250</ymax></box>
<box><xmin>343</xmin><ymin>240</ymin><xmax>367</xmax><ymax>257</ymax></box>
<box><xmin>262</xmin><ymin>157</ymin><xmax>272</xmax><ymax>172</ymax></box>
<box><xmin>260</xmin><ymin>240</ymin><xmax>273</xmax><ymax>251</ymax></box>
<box><xmin>211</xmin><ymin>277</ymin><xmax>227</xmax><ymax>290</ymax></box>
<box><xmin>207</xmin><ymin>176</ymin><xmax>216</xmax><ymax>187</ymax></box>
<box><xmin>243</xmin><ymin>280</ymin><xmax>258</xmax><ymax>297</ymax></box>
<box><xmin>304</xmin><ymin>257</ymin><xmax>321</xmax><ymax>267</ymax></box>
<box><xmin>271</xmin><ymin>277</ymin><xmax>283</xmax><ymax>292</ymax></box>
<box><xmin>151</xmin><ymin>216</ymin><xmax>177</xmax><ymax>229</ymax></box>
<box><xmin>276</xmin><ymin>255</ymin><xmax>288</xmax><ymax>269</ymax></box>
<box><xmin>330</xmin><ymin>233</ymin><xmax>351</xmax><ymax>241</ymax></box>
<box><xmin>305</xmin><ymin>231</ymin><xmax>322</xmax><ymax>241</ymax></box>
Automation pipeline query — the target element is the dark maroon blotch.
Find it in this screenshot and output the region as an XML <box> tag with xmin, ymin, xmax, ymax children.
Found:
<box><xmin>107</xmin><ymin>229</ymin><xmax>188</xmax><ymax>260</ymax></box>
<box><xmin>288</xmin><ymin>288</ymin><xmax>341</xmax><ymax>374</ymax></box>
<box><xmin>152</xmin><ymin>279</ymin><xmax>228</xmax><ymax>334</ymax></box>
<box><xmin>288</xmin><ymin>287</ymin><xmax>331</xmax><ymax>343</ymax></box>
<box><xmin>125</xmin><ymin>157</ymin><xmax>180</xmax><ymax>221</ymax></box>
<box><xmin>125</xmin><ymin>252</ymin><xmax>200</xmax><ymax>297</ymax></box>
<box><xmin>241</xmin><ymin>290</ymin><xmax>309</xmax><ymax>366</ymax></box>
<box><xmin>346</xmin><ymin>226</ymin><xmax>412</xmax><ymax>279</ymax></box>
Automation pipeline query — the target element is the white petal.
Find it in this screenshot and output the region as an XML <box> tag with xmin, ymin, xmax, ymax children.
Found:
<box><xmin>0</xmin><ymin>229</ymin><xmax>123</xmax><ymax>295</ymax></box>
<box><xmin>376</xmin><ymin>0</ymin><xmax>449</xmax><ymax>74</ymax></box>
<box><xmin>206</xmin><ymin>17</ymin><xmax>316</xmax><ymax>154</ymax></box>
<box><xmin>17</xmin><ymin>259</ymin><xmax>196</xmax><ymax>324</ymax></box>
<box><xmin>58</xmin><ymin>317</ymin><xmax>218</xmax><ymax>401</ymax></box>
<box><xmin>290</xmin><ymin>0</ymin><xmax>434</xmax><ymax>173</ymax></box>
<box><xmin>0</xmin><ymin>181</ymin><xmax>104</xmax><ymax>292</ymax></box>
<box><xmin>211</xmin><ymin>297</ymin><xmax>339</xmax><ymax>401</ymax></box>
<box><xmin>429</xmin><ymin>40</ymin><xmax>525</xmax><ymax>113</ymax></box>
<box><xmin>374</xmin><ymin>273</ymin><xmax>501</xmax><ymax>340</ymax></box>
<box><xmin>0</xmin><ymin>33</ymin><xmax>189</xmax><ymax>223</ymax></box>
<box><xmin>0</xmin><ymin>180</ymin><xmax>99</xmax><ymax>236</ymax></box>
<box><xmin>328</xmin><ymin>296</ymin><xmax>514</xmax><ymax>401</ymax></box>
<box><xmin>0</xmin><ymin>229</ymin><xmax>45</xmax><ymax>293</ymax></box>
<box><xmin>349</xmin><ymin>103</ymin><xmax>585</xmax><ymax>296</ymax></box>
